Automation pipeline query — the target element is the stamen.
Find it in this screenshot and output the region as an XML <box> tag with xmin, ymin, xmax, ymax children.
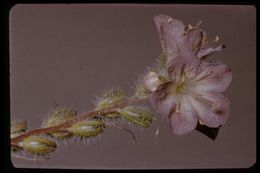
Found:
<box><xmin>169</xmin><ymin>105</ymin><xmax>176</xmax><ymax>114</ymax></box>
<box><xmin>177</xmin><ymin>103</ymin><xmax>181</xmax><ymax>112</ymax></box>
<box><xmin>195</xmin><ymin>20</ymin><xmax>203</xmax><ymax>28</ymax></box>
<box><xmin>199</xmin><ymin>120</ymin><xmax>205</xmax><ymax>125</ymax></box>
<box><xmin>214</xmin><ymin>36</ymin><xmax>219</xmax><ymax>42</ymax></box>
<box><xmin>184</xmin><ymin>24</ymin><xmax>194</xmax><ymax>35</ymax></box>
<box><xmin>168</xmin><ymin>18</ymin><xmax>173</xmax><ymax>23</ymax></box>
<box><xmin>206</xmin><ymin>36</ymin><xmax>220</xmax><ymax>47</ymax></box>
<box><xmin>188</xmin><ymin>24</ymin><xmax>193</xmax><ymax>30</ymax></box>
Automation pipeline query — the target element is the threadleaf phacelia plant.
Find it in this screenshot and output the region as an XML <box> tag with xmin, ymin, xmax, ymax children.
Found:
<box><xmin>11</xmin><ymin>15</ymin><xmax>232</xmax><ymax>161</ymax></box>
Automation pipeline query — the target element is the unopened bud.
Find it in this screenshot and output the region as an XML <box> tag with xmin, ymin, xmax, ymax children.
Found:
<box><xmin>143</xmin><ymin>71</ymin><xmax>161</xmax><ymax>92</ymax></box>
<box><xmin>105</xmin><ymin>112</ymin><xmax>121</xmax><ymax>119</ymax></box>
<box><xmin>19</xmin><ymin>136</ymin><xmax>57</xmax><ymax>155</ymax></box>
<box><xmin>120</xmin><ymin>106</ymin><xmax>154</xmax><ymax>128</ymax></box>
<box><xmin>11</xmin><ymin>120</ymin><xmax>27</xmax><ymax>138</ymax></box>
<box><xmin>11</xmin><ymin>145</ymin><xmax>23</xmax><ymax>152</ymax></box>
<box><xmin>43</xmin><ymin>107</ymin><xmax>77</xmax><ymax>139</ymax></box>
<box><xmin>68</xmin><ymin>120</ymin><xmax>105</xmax><ymax>138</ymax></box>
<box><xmin>96</xmin><ymin>89</ymin><xmax>128</xmax><ymax>109</ymax></box>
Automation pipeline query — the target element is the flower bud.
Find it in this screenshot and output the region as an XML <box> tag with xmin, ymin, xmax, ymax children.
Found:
<box><xmin>119</xmin><ymin>106</ymin><xmax>154</xmax><ymax>128</ymax></box>
<box><xmin>11</xmin><ymin>120</ymin><xmax>27</xmax><ymax>138</ymax></box>
<box><xmin>43</xmin><ymin>107</ymin><xmax>77</xmax><ymax>139</ymax></box>
<box><xmin>96</xmin><ymin>89</ymin><xmax>127</xmax><ymax>109</ymax></box>
<box><xmin>19</xmin><ymin>136</ymin><xmax>57</xmax><ymax>155</ymax></box>
<box><xmin>143</xmin><ymin>71</ymin><xmax>161</xmax><ymax>92</ymax></box>
<box><xmin>68</xmin><ymin>120</ymin><xmax>105</xmax><ymax>138</ymax></box>
<box><xmin>11</xmin><ymin>145</ymin><xmax>23</xmax><ymax>153</ymax></box>
<box><xmin>105</xmin><ymin>112</ymin><xmax>121</xmax><ymax>119</ymax></box>
<box><xmin>134</xmin><ymin>83</ymin><xmax>147</xmax><ymax>99</ymax></box>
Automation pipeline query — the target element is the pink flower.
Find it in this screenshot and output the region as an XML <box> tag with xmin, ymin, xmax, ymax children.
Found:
<box><xmin>143</xmin><ymin>15</ymin><xmax>232</xmax><ymax>135</ymax></box>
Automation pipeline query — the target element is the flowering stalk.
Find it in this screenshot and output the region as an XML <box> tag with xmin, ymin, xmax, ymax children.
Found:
<box><xmin>11</xmin><ymin>95</ymin><xmax>144</xmax><ymax>146</ymax></box>
<box><xmin>11</xmin><ymin>14</ymin><xmax>232</xmax><ymax>160</ymax></box>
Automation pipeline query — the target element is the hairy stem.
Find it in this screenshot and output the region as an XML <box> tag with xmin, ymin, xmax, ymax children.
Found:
<box><xmin>11</xmin><ymin>95</ymin><xmax>146</xmax><ymax>146</ymax></box>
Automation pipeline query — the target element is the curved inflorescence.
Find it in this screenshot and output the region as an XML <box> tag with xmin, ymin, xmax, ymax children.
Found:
<box><xmin>11</xmin><ymin>15</ymin><xmax>232</xmax><ymax>160</ymax></box>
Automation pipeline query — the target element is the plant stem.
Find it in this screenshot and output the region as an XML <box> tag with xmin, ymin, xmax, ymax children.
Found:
<box><xmin>11</xmin><ymin>95</ymin><xmax>146</xmax><ymax>146</ymax></box>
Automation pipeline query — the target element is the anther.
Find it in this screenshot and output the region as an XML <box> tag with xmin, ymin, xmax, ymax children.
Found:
<box><xmin>214</xmin><ymin>36</ymin><xmax>219</xmax><ymax>42</ymax></box>
<box><xmin>168</xmin><ymin>18</ymin><xmax>173</xmax><ymax>23</ymax></box>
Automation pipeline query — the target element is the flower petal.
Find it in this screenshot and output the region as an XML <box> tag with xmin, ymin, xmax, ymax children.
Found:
<box><xmin>190</xmin><ymin>61</ymin><xmax>232</xmax><ymax>93</ymax></box>
<box><xmin>167</xmin><ymin>55</ymin><xmax>200</xmax><ymax>83</ymax></box>
<box><xmin>169</xmin><ymin>96</ymin><xmax>198</xmax><ymax>135</ymax></box>
<box><xmin>197</xmin><ymin>45</ymin><xmax>225</xmax><ymax>59</ymax></box>
<box><xmin>154</xmin><ymin>15</ymin><xmax>185</xmax><ymax>65</ymax></box>
<box><xmin>189</xmin><ymin>92</ymin><xmax>230</xmax><ymax>128</ymax></box>
<box><xmin>149</xmin><ymin>82</ymin><xmax>177</xmax><ymax>116</ymax></box>
<box><xmin>186</xmin><ymin>27</ymin><xmax>204</xmax><ymax>53</ymax></box>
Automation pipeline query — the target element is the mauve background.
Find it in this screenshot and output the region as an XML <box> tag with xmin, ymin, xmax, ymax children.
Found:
<box><xmin>10</xmin><ymin>4</ymin><xmax>256</xmax><ymax>169</ymax></box>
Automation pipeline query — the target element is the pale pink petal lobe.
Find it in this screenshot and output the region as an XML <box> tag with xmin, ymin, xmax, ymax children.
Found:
<box><xmin>154</xmin><ymin>15</ymin><xmax>185</xmax><ymax>65</ymax></box>
<box><xmin>186</xmin><ymin>28</ymin><xmax>204</xmax><ymax>53</ymax></box>
<box><xmin>170</xmin><ymin>97</ymin><xmax>198</xmax><ymax>135</ymax></box>
<box><xmin>191</xmin><ymin>61</ymin><xmax>232</xmax><ymax>93</ymax></box>
<box><xmin>150</xmin><ymin>82</ymin><xmax>177</xmax><ymax>116</ymax></box>
<box><xmin>197</xmin><ymin>45</ymin><xmax>225</xmax><ymax>59</ymax></box>
<box><xmin>189</xmin><ymin>92</ymin><xmax>230</xmax><ymax>128</ymax></box>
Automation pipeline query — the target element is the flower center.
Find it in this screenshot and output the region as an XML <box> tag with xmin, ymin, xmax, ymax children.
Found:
<box><xmin>167</xmin><ymin>81</ymin><xmax>188</xmax><ymax>96</ymax></box>
<box><xmin>175</xmin><ymin>83</ymin><xmax>186</xmax><ymax>93</ymax></box>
